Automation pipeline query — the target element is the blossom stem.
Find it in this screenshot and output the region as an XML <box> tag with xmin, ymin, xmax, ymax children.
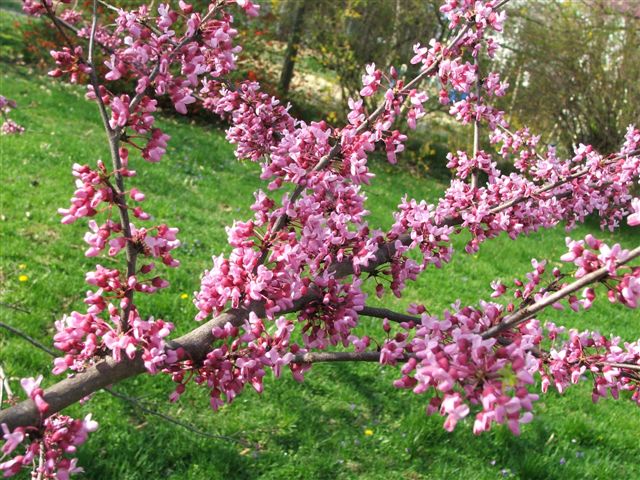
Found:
<box><xmin>360</xmin><ymin>306</ymin><xmax>420</xmax><ymax>324</ymax></box>
<box><xmin>471</xmin><ymin>57</ymin><xmax>480</xmax><ymax>189</ymax></box>
<box><xmin>482</xmin><ymin>245</ymin><xmax>640</xmax><ymax>339</ymax></box>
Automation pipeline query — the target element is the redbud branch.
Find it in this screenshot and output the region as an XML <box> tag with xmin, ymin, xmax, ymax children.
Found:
<box><xmin>41</xmin><ymin>3</ymin><xmax>255</xmax><ymax>329</ymax></box>
<box><xmin>330</xmin><ymin>147</ymin><xmax>637</xmax><ymax>278</ymax></box>
<box><xmin>359</xmin><ymin>306</ymin><xmax>420</xmax><ymax>324</ymax></box>
<box><xmin>84</xmin><ymin>0</ymin><xmax>138</xmax><ymax>330</ymax></box>
<box><xmin>2</xmin><ymin>238</ymin><xmax>636</xmax><ymax>429</ymax></box>
<box><xmin>0</xmin><ymin>321</ymin><xmax>245</xmax><ymax>443</ymax></box>
<box><xmin>598</xmin><ymin>362</ymin><xmax>640</xmax><ymax>372</ymax></box>
<box><xmin>481</xmin><ymin>245</ymin><xmax>640</xmax><ymax>339</ymax></box>
<box><xmin>42</xmin><ymin>1</ymin><xmax>138</xmax><ymax>331</ymax></box>
<box><xmin>359</xmin><ymin>305</ymin><xmax>542</xmax><ymax>356</ymax></box>
<box><xmin>291</xmin><ymin>351</ymin><xmax>411</xmax><ymax>363</ymax></box>
<box><xmin>483</xmin><ymin>148</ymin><xmax>638</xmax><ymax>217</ymax></box>
<box><xmin>7</xmin><ymin>0</ymin><xmax>638</xmax><ymax>435</ymax></box>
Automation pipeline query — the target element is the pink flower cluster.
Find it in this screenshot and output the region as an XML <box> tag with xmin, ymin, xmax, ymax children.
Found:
<box><xmin>297</xmin><ymin>273</ymin><xmax>366</xmax><ymax>350</ymax></box>
<box><xmin>53</xmin><ymin>282</ymin><xmax>176</xmax><ymax>375</ymax></box>
<box><xmin>0</xmin><ymin>119</ymin><xmax>24</xmax><ymax>135</ymax></box>
<box><xmin>0</xmin><ymin>376</ymin><xmax>98</xmax><ymax>479</ymax></box>
<box><xmin>0</xmin><ymin>95</ymin><xmax>24</xmax><ymax>135</ymax></box>
<box><xmin>53</xmin><ymin>308</ymin><xmax>177</xmax><ymax>375</ymax></box>
<box><xmin>386</xmin><ymin>302</ymin><xmax>541</xmax><ymax>435</ymax></box>
<box><xmin>195</xmin><ymin>248</ymin><xmax>297</xmax><ymax>320</ymax></box>
<box><xmin>561</xmin><ymin>235</ymin><xmax>640</xmax><ymax>308</ymax></box>
<box><xmin>166</xmin><ymin>313</ymin><xmax>299</xmax><ymax>410</ymax></box>
<box><xmin>490</xmin><ymin>127</ymin><xmax>540</xmax><ymax>172</ymax></box>
<box><xmin>440</xmin><ymin>0</ymin><xmax>506</xmax><ymax>32</ymax></box>
<box><xmin>541</xmin><ymin>325</ymin><xmax>640</xmax><ymax>405</ymax></box>
<box><xmin>58</xmin><ymin>162</ymin><xmax>112</xmax><ymax>224</ymax></box>
<box><xmin>48</xmin><ymin>46</ymin><xmax>91</xmax><ymax>84</ymax></box>
<box><xmin>446</xmin><ymin>150</ymin><xmax>498</xmax><ymax>181</ymax></box>
<box><xmin>628</xmin><ymin>197</ymin><xmax>640</xmax><ymax>227</ymax></box>
<box><xmin>382</xmin><ymin>235</ymin><xmax>638</xmax><ymax>434</ymax></box>
<box><xmin>206</xmin><ymin>81</ymin><xmax>295</xmax><ymax>161</ymax></box>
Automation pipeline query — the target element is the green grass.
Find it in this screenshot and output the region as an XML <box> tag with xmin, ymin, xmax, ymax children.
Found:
<box><xmin>1</xmin><ymin>63</ymin><xmax>639</xmax><ymax>480</ymax></box>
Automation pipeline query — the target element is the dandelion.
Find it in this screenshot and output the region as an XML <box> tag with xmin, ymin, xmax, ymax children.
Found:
<box><xmin>364</xmin><ymin>429</ymin><xmax>373</xmax><ymax>436</ymax></box>
<box><xmin>180</xmin><ymin>293</ymin><xmax>189</xmax><ymax>300</ymax></box>
<box><xmin>19</xmin><ymin>275</ymin><xmax>29</xmax><ymax>282</ymax></box>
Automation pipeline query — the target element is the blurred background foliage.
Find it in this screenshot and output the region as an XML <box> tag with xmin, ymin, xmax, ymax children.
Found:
<box><xmin>496</xmin><ymin>0</ymin><xmax>640</xmax><ymax>153</ymax></box>
<box><xmin>1</xmin><ymin>0</ymin><xmax>638</xmax><ymax>173</ymax></box>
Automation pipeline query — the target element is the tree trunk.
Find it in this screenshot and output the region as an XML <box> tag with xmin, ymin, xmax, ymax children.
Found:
<box><xmin>279</xmin><ymin>0</ymin><xmax>307</xmax><ymax>95</ymax></box>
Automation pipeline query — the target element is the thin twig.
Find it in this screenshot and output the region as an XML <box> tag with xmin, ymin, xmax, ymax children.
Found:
<box><xmin>482</xmin><ymin>245</ymin><xmax>640</xmax><ymax>338</ymax></box>
<box><xmin>292</xmin><ymin>351</ymin><xmax>411</xmax><ymax>363</ymax></box>
<box><xmin>471</xmin><ymin>56</ymin><xmax>480</xmax><ymax>189</ymax></box>
<box><xmin>0</xmin><ymin>302</ymin><xmax>31</xmax><ymax>314</ymax></box>
<box><xmin>86</xmin><ymin>0</ymin><xmax>136</xmax><ymax>330</ymax></box>
<box><xmin>0</xmin><ymin>321</ymin><xmax>57</xmax><ymax>356</ymax></box>
<box><xmin>598</xmin><ymin>362</ymin><xmax>640</xmax><ymax>372</ymax></box>
<box><xmin>486</xmin><ymin>148</ymin><xmax>639</xmax><ymax>217</ymax></box>
<box><xmin>104</xmin><ymin>388</ymin><xmax>247</xmax><ymax>445</ymax></box>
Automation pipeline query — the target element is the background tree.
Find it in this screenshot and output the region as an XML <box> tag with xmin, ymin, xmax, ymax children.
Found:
<box><xmin>499</xmin><ymin>0</ymin><xmax>640</xmax><ymax>153</ymax></box>
<box><xmin>278</xmin><ymin>0</ymin><xmax>309</xmax><ymax>95</ymax></box>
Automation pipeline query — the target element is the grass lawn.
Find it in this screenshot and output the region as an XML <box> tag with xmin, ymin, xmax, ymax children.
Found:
<box><xmin>1</xmin><ymin>59</ymin><xmax>639</xmax><ymax>480</ymax></box>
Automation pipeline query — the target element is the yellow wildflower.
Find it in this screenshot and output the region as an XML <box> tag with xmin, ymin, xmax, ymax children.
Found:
<box><xmin>18</xmin><ymin>264</ymin><xmax>27</xmax><ymax>270</ymax></box>
<box><xmin>180</xmin><ymin>293</ymin><xmax>189</xmax><ymax>300</ymax></box>
<box><xmin>364</xmin><ymin>429</ymin><xmax>374</xmax><ymax>436</ymax></box>
<box><xmin>19</xmin><ymin>275</ymin><xmax>29</xmax><ymax>282</ymax></box>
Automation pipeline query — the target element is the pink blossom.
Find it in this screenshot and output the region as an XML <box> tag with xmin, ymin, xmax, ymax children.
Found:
<box><xmin>628</xmin><ymin>198</ymin><xmax>640</xmax><ymax>226</ymax></box>
<box><xmin>1</xmin><ymin>119</ymin><xmax>24</xmax><ymax>135</ymax></box>
<box><xmin>360</xmin><ymin>63</ymin><xmax>382</xmax><ymax>97</ymax></box>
